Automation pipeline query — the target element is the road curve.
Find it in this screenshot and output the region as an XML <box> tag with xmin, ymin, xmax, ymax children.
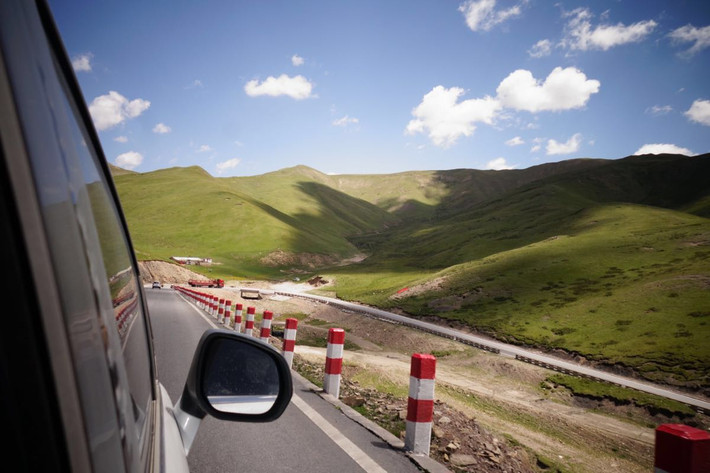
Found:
<box><xmin>253</xmin><ymin>287</ymin><xmax>710</xmax><ymax>414</ymax></box>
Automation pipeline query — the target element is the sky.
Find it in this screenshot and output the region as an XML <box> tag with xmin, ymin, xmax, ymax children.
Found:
<box><xmin>50</xmin><ymin>0</ymin><xmax>710</xmax><ymax>177</ymax></box>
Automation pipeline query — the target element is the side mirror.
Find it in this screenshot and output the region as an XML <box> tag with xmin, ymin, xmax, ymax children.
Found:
<box><xmin>173</xmin><ymin>330</ymin><xmax>293</xmax><ymax>453</ymax></box>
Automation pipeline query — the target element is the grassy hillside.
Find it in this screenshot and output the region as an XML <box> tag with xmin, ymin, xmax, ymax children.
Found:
<box><xmin>112</xmin><ymin>154</ymin><xmax>710</xmax><ymax>389</ymax></box>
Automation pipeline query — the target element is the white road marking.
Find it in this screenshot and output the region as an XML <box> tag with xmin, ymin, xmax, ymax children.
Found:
<box><xmin>291</xmin><ymin>393</ymin><xmax>387</xmax><ymax>473</ymax></box>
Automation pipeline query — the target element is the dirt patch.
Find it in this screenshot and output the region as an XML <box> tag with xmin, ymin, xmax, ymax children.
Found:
<box><xmin>138</xmin><ymin>260</ymin><xmax>207</xmax><ymax>285</ymax></box>
<box><xmin>260</xmin><ymin>250</ymin><xmax>339</xmax><ymax>270</ymax></box>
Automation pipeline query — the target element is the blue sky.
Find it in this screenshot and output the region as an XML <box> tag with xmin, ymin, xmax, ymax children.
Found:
<box><xmin>50</xmin><ymin>0</ymin><xmax>709</xmax><ymax>176</ymax></box>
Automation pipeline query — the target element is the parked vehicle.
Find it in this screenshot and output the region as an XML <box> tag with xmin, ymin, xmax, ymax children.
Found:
<box><xmin>188</xmin><ymin>278</ymin><xmax>225</xmax><ymax>288</ymax></box>
<box><xmin>152</xmin><ymin>281</ymin><xmax>162</xmax><ymax>289</ymax></box>
<box><xmin>0</xmin><ymin>1</ymin><xmax>292</xmax><ymax>471</ymax></box>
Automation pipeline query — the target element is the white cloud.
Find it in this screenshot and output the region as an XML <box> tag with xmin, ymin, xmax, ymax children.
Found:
<box><xmin>635</xmin><ymin>143</ymin><xmax>694</xmax><ymax>155</ymax></box>
<box><xmin>292</xmin><ymin>54</ymin><xmax>304</xmax><ymax>66</ymax></box>
<box><xmin>685</xmin><ymin>99</ymin><xmax>710</xmax><ymax>126</ymax></box>
<box><xmin>405</xmin><ymin>86</ymin><xmax>501</xmax><ymax>148</ymax></box>
<box><xmin>496</xmin><ymin>67</ymin><xmax>600</xmax><ymax>112</ymax></box>
<box><xmin>88</xmin><ymin>91</ymin><xmax>150</xmax><ymax>131</ymax></box>
<box><xmin>669</xmin><ymin>24</ymin><xmax>710</xmax><ymax>57</ymax></box>
<box><xmin>71</xmin><ymin>53</ymin><xmax>93</xmax><ymax>72</ymax></box>
<box><xmin>505</xmin><ymin>136</ymin><xmax>524</xmax><ymax>146</ymax></box>
<box><xmin>528</xmin><ymin>39</ymin><xmax>552</xmax><ymax>58</ymax></box>
<box><xmin>185</xmin><ymin>79</ymin><xmax>204</xmax><ymax>89</ymax></box>
<box><xmin>562</xmin><ymin>8</ymin><xmax>656</xmax><ymax>51</ymax></box>
<box><xmin>153</xmin><ymin>123</ymin><xmax>172</xmax><ymax>134</ymax></box>
<box><xmin>486</xmin><ymin>157</ymin><xmax>516</xmax><ymax>170</ymax></box>
<box><xmin>197</xmin><ymin>144</ymin><xmax>213</xmax><ymax>153</ymax></box>
<box><xmin>115</xmin><ymin>151</ymin><xmax>143</xmax><ymax>170</ymax></box>
<box><xmin>646</xmin><ymin>105</ymin><xmax>673</xmax><ymax>116</ymax></box>
<box><xmin>244</xmin><ymin>74</ymin><xmax>315</xmax><ymax>100</ymax></box>
<box><xmin>458</xmin><ymin>0</ymin><xmax>525</xmax><ymax>32</ymax></box>
<box><xmin>546</xmin><ymin>133</ymin><xmax>582</xmax><ymax>155</ymax></box>
<box><xmin>216</xmin><ymin>158</ymin><xmax>241</xmax><ymax>175</ymax></box>
<box><xmin>114</xmin><ymin>135</ymin><xmax>128</xmax><ymax>143</ymax></box>
<box><xmin>333</xmin><ymin>115</ymin><xmax>359</xmax><ymax>127</ymax></box>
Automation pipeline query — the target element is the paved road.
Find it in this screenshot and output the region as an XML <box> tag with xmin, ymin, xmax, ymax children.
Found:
<box><xmin>262</xmin><ymin>288</ymin><xmax>710</xmax><ymax>413</ymax></box>
<box><xmin>146</xmin><ymin>288</ymin><xmax>424</xmax><ymax>473</ymax></box>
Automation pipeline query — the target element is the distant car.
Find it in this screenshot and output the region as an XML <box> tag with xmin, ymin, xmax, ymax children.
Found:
<box><xmin>0</xmin><ymin>1</ymin><xmax>292</xmax><ymax>471</ymax></box>
<box><xmin>152</xmin><ymin>281</ymin><xmax>162</xmax><ymax>289</ymax></box>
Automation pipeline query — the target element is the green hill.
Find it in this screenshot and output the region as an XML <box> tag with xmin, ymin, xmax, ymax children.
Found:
<box><xmin>112</xmin><ymin>154</ymin><xmax>710</xmax><ymax>390</ymax></box>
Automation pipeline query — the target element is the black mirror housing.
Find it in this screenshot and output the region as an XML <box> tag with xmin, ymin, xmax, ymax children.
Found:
<box><xmin>179</xmin><ymin>329</ymin><xmax>293</xmax><ymax>422</ymax></box>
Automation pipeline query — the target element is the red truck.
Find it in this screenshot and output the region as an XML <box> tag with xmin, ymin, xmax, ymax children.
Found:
<box><xmin>188</xmin><ymin>278</ymin><xmax>225</xmax><ymax>288</ymax></box>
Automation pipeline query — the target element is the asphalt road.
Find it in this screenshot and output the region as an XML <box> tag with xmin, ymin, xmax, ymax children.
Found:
<box><xmin>146</xmin><ymin>288</ymin><xmax>423</xmax><ymax>473</ymax></box>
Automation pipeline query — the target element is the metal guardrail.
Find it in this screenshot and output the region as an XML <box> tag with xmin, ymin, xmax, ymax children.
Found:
<box><xmin>253</xmin><ymin>287</ymin><xmax>709</xmax><ymax>415</ymax></box>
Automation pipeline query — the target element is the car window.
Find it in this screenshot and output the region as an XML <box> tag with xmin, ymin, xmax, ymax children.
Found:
<box><xmin>0</xmin><ymin>2</ymin><xmax>156</xmax><ymax>470</ymax></box>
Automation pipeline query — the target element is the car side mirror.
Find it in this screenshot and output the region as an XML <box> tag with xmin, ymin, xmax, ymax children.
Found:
<box><xmin>173</xmin><ymin>329</ymin><xmax>293</xmax><ymax>453</ymax></box>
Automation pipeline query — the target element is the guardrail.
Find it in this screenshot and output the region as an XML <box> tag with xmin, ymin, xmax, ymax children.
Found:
<box><xmin>254</xmin><ymin>287</ymin><xmax>709</xmax><ymax>415</ymax></box>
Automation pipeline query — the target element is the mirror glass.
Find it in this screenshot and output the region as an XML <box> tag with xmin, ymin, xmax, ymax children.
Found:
<box><xmin>202</xmin><ymin>338</ymin><xmax>281</xmax><ymax>414</ymax></box>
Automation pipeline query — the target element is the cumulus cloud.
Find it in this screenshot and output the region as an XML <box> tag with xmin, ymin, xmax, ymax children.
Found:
<box><xmin>635</xmin><ymin>143</ymin><xmax>694</xmax><ymax>155</ymax></box>
<box><xmin>216</xmin><ymin>158</ymin><xmax>241</xmax><ymax>175</ymax></box>
<box><xmin>197</xmin><ymin>144</ymin><xmax>213</xmax><ymax>153</ymax></box>
<box><xmin>546</xmin><ymin>133</ymin><xmax>582</xmax><ymax>155</ymax></box>
<box><xmin>333</xmin><ymin>115</ymin><xmax>359</xmax><ymax>127</ymax></box>
<box><xmin>244</xmin><ymin>74</ymin><xmax>315</xmax><ymax>100</ymax></box>
<box><xmin>646</xmin><ymin>105</ymin><xmax>673</xmax><ymax>116</ymax></box>
<box><xmin>153</xmin><ymin>123</ymin><xmax>172</xmax><ymax>134</ymax></box>
<box><xmin>505</xmin><ymin>136</ymin><xmax>524</xmax><ymax>146</ymax></box>
<box><xmin>115</xmin><ymin>151</ymin><xmax>143</xmax><ymax>170</ymax></box>
<box><xmin>459</xmin><ymin>0</ymin><xmax>525</xmax><ymax>32</ymax></box>
<box><xmin>486</xmin><ymin>157</ymin><xmax>516</xmax><ymax>170</ymax></box>
<box><xmin>496</xmin><ymin>67</ymin><xmax>600</xmax><ymax>112</ymax></box>
<box><xmin>685</xmin><ymin>99</ymin><xmax>710</xmax><ymax>126</ymax></box>
<box><xmin>669</xmin><ymin>24</ymin><xmax>710</xmax><ymax>57</ymax></box>
<box><xmin>71</xmin><ymin>53</ymin><xmax>93</xmax><ymax>72</ymax></box>
<box><xmin>88</xmin><ymin>91</ymin><xmax>150</xmax><ymax>131</ymax></box>
<box><xmin>405</xmin><ymin>86</ymin><xmax>501</xmax><ymax>148</ymax></box>
<box><xmin>562</xmin><ymin>8</ymin><xmax>656</xmax><ymax>51</ymax></box>
<box><xmin>528</xmin><ymin>39</ymin><xmax>552</xmax><ymax>58</ymax></box>
<box><xmin>114</xmin><ymin>136</ymin><xmax>128</xmax><ymax>143</ymax></box>
<box><xmin>292</xmin><ymin>54</ymin><xmax>304</xmax><ymax>66</ymax></box>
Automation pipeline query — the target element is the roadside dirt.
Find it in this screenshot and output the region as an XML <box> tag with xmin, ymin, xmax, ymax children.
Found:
<box><xmin>139</xmin><ymin>261</ymin><xmax>707</xmax><ymax>473</ymax></box>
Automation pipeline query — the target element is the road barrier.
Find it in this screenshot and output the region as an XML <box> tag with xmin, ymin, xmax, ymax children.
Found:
<box><xmin>234</xmin><ymin>303</ymin><xmax>243</xmax><ymax>333</ymax></box>
<box><xmin>654</xmin><ymin>424</ymin><xmax>710</xmax><ymax>473</ymax></box>
<box><xmin>245</xmin><ymin>306</ymin><xmax>255</xmax><ymax>337</ymax></box>
<box><xmin>218</xmin><ymin>298</ymin><xmax>225</xmax><ymax>323</ymax></box>
<box><xmin>405</xmin><ymin>354</ymin><xmax>436</xmax><ymax>455</ymax></box>
<box><xmin>324</xmin><ymin>328</ymin><xmax>345</xmax><ymax>399</ymax></box>
<box><xmin>260</xmin><ymin>310</ymin><xmax>273</xmax><ymax>343</ymax></box>
<box><xmin>282</xmin><ymin>318</ymin><xmax>298</xmax><ymax>368</ymax></box>
<box><xmin>224</xmin><ymin>300</ymin><xmax>232</xmax><ymax>327</ymax></box>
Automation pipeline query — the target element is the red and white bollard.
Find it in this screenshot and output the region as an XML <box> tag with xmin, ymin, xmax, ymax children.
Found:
<box><xmin>217</xmin><ymin>298</ymin><xmax>225</xmax><ymax>323</ymax></box>
<box><xmin>211</xmin><ymin>295</ymin><xmax>217</xmax><ymax>317</ymax></box>
<box><xmin>244</xmin><ymin>306</ymin><xmax>255</xmax><ymax>337</ymax></box>
<box><xmin>405</xmin><ymin>353</ymin><xmax>437</xmax><ymax>455</ymax></box>
<box><xmin>655</xmin><ymin>424</ymin><xmax>710</xmax><ymax>473</ymax></box>
<box><xmin>223</xmin><ymin>300</ymin><xmax>232</xmax><ymax>327</ymax></box>
<box><xmin>282</xmin><ymin>318</ymin><xmax>298</xmax><ymax>368</ymax></box>
<box><xmin>259</xmin><ymin>310</ymin><xmax>273</xmax><ymax>343</ymax></box>
<box><xmin>233</xmin><ymin>303</ymin><xmax>243</xmax><ymax>333</ymax></box>
<box><xmin>324</xmin><ymin>328</ymin><xmax>345</xmax><ymax>399</ymax></box>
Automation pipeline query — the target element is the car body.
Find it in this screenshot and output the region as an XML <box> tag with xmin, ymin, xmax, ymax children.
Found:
<box><xmin>0</xmin><ymin>1</ymin><xmax>292</xmax><ymax>471</ymax></box>
<box><xmin>152</xmin><ymin>281</ymin><xmax>162</xmax><ymax>289</ymax></box>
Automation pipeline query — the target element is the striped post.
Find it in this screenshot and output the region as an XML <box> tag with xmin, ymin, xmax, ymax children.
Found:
<box><xmin>233</xmin><ymin>303</ymin><xmax>243</xmax><ymax>333</ymax></box>
<box><xmin>223</xmin><ymin>300</ymin><xmax>232</xmax><ymax>327</ymax></box>
<box><xmin>259</xmin><ymin>310</ymin><xmax>273</xmax><ymax>343</ymax></box>
<box><xmin>655</xmin><ymin>424</ymin><xmax>710</xmax><ymax>473</ymax></box>
<box><xmin>244</xmin><ymin>306</ymin><xmax>255</xmax><ymax>337</ymax></box>
<box><xmin>218</xmin><ymin>298</ymin><xmax>225</xmax><ymax>323</ymax></box>
<box><xmin>405</xmin><ymin>353</ymin><xmax>437</xmax><ymax>455</ymax></box>
<box><xmin>324</xmin><ymin>328</ymin><xmax>345</xmax><ymax>399</ymax></box>
<box><xmin>282</xmin><ymin>318</ymin><xmax>298</xmax><ymax>368</ymax></box>
<box><xmin>212</xmin><ymin>296</ymin><xmax>219</xmax><ymax>317</ymax></box>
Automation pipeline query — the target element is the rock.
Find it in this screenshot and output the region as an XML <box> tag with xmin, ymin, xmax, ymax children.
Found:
<box><xmin>450</xmin><ymin>454</ymin><xmax>478</xmax><ymax>467</ymax></box>
<box><xmin>432</xmin><ymin>426</ymin><xmax>445</xmax><ymax>439</ymax></box>
<box><xmin>342</xmin><ymin>396</ymin><xmax>365</xmax><ymax>408</ymax></box>
<box><xmin>438</xmin><ymin>415</ymin><xmax>452</xmax><ymax>424</ymax></box>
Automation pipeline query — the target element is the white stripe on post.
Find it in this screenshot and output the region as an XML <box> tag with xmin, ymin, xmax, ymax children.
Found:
<box><xmin>218</xmin><ymin>298</ymin><xmax>225</xmax><ymax>323</ymax></box>
<box><xmin>282</xmin><ymin>318</ymin><xmax>298</xmax><ymax>368</ymax></box>
<box><xmin>324</xmin><ymin>328</ymin><xmax>345</xmax><ymax>399</ymax></box>
<box><xmin>244</xmin><ymin>306</ymin><xmax>255</xmax><ymax>337</ymax></box>
<box><xmin>259</xmin><ymin>310</ymin><xmax>273</xmax><ymax>343</ymax></box>
<box><xmin>233</xmin><ymin>303</ymin><xmax>243</xmax><ymax>333</ymax></box>
<box><xmin>405</xmin><ymin>353</ymin><xmax>436</xmax><ymax>455</ymax></box>
<box><xmin>654</xmin><ymin>424</ymin><xmax>710</xmax><ymax>473</ymax></box>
